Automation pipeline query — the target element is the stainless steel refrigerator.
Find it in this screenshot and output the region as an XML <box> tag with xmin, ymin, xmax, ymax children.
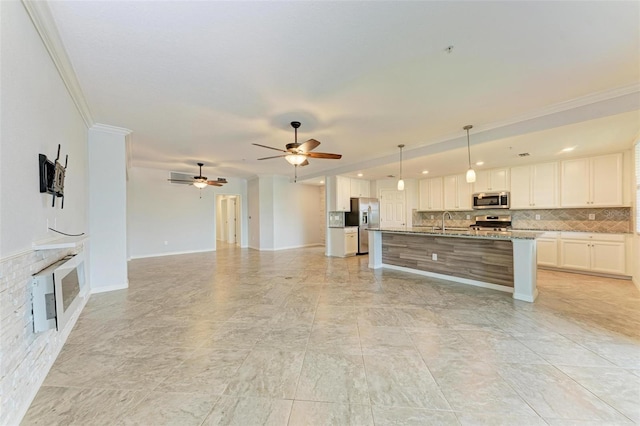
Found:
<box><xmin>346</xmin><ymin>197</ymin><xmax>380</xmax><ymax>254</ymax></box>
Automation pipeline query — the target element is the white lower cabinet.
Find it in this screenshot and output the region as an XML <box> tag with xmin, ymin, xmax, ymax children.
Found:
<box><xmin>329</xmin><ymin>227</ymin><xmax>358</xmax><ymax>257</ymax></box>
<box><xmin>536</xmin><ymin>232</ymin><xmax>559</xmax><ymax>267</ymax></box>
<box><xmin>559</xmin><ymin>239</ymin><xmax>591</xmax><ymax>270</ymax></box>
<box><xmin>345</xmin><ymin>229</ymin><xmax>358</xmax><ymax>255</ymax></box>
<box><xmin>558</xmin><ymin>233</ymin><xmax>626</xmax><ymax>275</ymax></box>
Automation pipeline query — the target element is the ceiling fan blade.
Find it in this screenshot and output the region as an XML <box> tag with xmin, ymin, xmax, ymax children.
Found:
<box><xmin>300</xmin><ymin>159</ymin><xmax>310</xmax><ymax>166</ymax></box>
<box><xmin>215</xmin><ymin>178</ymin><xmax>228</xmax><ymax>183</ymax></box>
<box><xmin>253</xmin><ymin>143</ymin><xmax>287</xmax><ymax>153</ymax></box>
<box><xmin>297</xmin><ymin>138</ymin><xmax>320</xmax><ymax>153</ymax></box>
<box><xmin>257</xmin><ymin>154</ymin><xmax>288</xmax><ymax>160</ymax></box>
<box><xmin>168</xmin><ymin>179</ymin><xmax>196</xmax><ymax>183</ymax></box>
<box><xmin>305</xmin><ymin>152</ymin><xmax>342</xmax><ymax>159</ymax></box>
<box><xmin>206</xmin><ymin>181</ymin><xmax>223</xmax><ymax>186</ymax></box>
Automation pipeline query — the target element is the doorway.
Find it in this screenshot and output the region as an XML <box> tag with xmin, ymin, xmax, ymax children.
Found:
<box><xmin>380</xmin><ymin>189</ymin><xmax>406</xmax><ymax>227</ymax></box>
<box><xmin>216</xmin><ymin>195</ymin><xmax>241</xmax><ymax>246</ymax></box>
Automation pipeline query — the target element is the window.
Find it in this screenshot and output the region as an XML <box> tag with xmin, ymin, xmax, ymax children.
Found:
<box><xmin>636</xmin><ymin>141</ymin><xmax>640</xmax><ymax>233</ymax></box>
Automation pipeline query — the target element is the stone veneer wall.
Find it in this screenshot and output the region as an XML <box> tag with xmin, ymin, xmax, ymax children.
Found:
<box><xmin>413</xmin><ymin>207</ymin><xmax>631</xmax><ymax>233</ymax></box>
<box><xmin>0</xmin><ymin>247</ymin><xmax>88</xmax><ymax>425</ymax></box>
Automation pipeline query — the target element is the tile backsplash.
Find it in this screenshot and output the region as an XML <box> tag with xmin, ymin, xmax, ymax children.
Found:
<box><xmin>413</xmin><ymin>207</ymin><xmax>631</xmax><ymax>233</ymax></box>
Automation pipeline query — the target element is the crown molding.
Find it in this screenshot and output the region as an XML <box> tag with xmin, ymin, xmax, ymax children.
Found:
<box><xmin>22</xmin><ymin>0</ymin><xmax>94</xmax><ymax>128</ymax></box>
<box><xmin>302</xmin><ymin>84</ymin><xmax>640</xmax><ymax>181</ymax></box>
<box><xmin>90</xmin><ymin>123</ymin><xmax>132</xmax><ymax>136</ymax></box>
<box><xmin>473</xmin><ymin>82</ymin><xmax>640</xmax><ymax>136</ymax></box>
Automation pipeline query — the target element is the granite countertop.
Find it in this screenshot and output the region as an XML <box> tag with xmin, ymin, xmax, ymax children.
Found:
<box><xmin>369</xmin><ymin>227</ymin><xmax>542</xmax><ymax>240</ymax></box>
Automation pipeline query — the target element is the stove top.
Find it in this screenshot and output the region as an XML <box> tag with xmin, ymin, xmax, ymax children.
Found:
<box><xmin>471</xmin><ymin>215</ymin><xmax>512</xmax><ymax>232</ymax></box>
<box><xmin>469</xmin><ymin>226</ymin><xmax>512</xmax><ymax>232</ymax></box>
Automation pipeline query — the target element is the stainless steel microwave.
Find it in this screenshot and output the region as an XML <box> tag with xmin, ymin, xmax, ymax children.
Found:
<box><xmin>472</xmin><ymin>192</ymin><xmax>510</xmax><ymax>209</ymax></box>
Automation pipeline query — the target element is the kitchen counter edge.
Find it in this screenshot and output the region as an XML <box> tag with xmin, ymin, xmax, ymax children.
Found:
<box><xmin>369</xmin><ymin>227</ymin><xmax>540</xmax><ymax>240</ymax></box>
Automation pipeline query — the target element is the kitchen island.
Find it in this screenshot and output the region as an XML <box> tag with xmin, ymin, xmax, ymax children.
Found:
<box><xmin>368</xmin><ymin>227</ymin><xmax>540</xmax><ymax>302</ymax></box>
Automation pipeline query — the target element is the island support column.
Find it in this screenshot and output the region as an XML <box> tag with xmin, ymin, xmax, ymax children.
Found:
<box><xmin>512</xmin><ymin>239</ymin><xmax>538</xmax><ymax>302</ymax></box>
<box><xmin>368</xmin><ymin>230</ymin><xmax>382</xmax><ymax>269</ymax></box>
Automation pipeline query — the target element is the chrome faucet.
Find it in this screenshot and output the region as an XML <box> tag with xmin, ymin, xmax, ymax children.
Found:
<box><xmin>442</xmin><ymin>211</ymin><xmax>452</xmax><ymax>231</ymax></box>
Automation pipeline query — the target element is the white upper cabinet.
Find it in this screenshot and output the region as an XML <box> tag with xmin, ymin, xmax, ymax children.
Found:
<box><xmin>510</xmin><ymin>162</ymin><xmax>558</xmax><ymax>209</ymax></box>
<box><xmin>443</xmin><ymin>174</ymin><xmax>472</xmax><ymax>210</ymax></box>
<box><xmin>418</xmin><ymin>177</ymin><xmax>443</xmax><ymax>211</ymax></box>
<box><xmin>350</xmin><ymin>178</ymin><xmax>370</xmax><ymax>198</ymax></box>
<box><xmin>473</xmin><ymin>168</ymin><xmax>510</xmax><ymax>193</ymax></box>
<box><xmin>335</xmin><ymin>175</ymin><xmax>351</xmax><ymax>211</ymax></box>
<box><xmin>561</xmin><ymin>153</ymin><xmax>623</xmax><ymax>207</ymax></box>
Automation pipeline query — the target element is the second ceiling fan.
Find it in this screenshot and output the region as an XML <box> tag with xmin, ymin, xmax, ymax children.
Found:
<box><xmin>253</xmin><ymin>121</ymin><xmax>342</xmax><ymax>168</ymax></box>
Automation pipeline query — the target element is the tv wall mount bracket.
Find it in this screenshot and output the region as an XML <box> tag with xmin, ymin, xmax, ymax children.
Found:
<box><xmin>38</xmin><ymin>144</ymin><xmax>67</xmax><ymax>208</ymax></box>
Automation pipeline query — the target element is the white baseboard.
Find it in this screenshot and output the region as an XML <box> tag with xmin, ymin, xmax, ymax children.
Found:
<box><xmin>260</xmin><ymin>243</ymin><xmax>323</xmax><ymax>252</ymax></box>
<box><xmin>128</xmin><ymin>249</ymin><xmax>214</xmax><ymax>260</ymax></box>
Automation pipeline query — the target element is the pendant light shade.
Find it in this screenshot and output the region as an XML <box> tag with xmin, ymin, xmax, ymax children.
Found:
<box><xmin>464</xmin><ymin>125</ymin><xmax>476</xmax><ymax>183</ymax></box>
<box><xmin>397</xmin><ymin>144</ymin><xmax>405</xmax><ymax>191</ymax></box>
<box><xmin>193</xmin><ymin>181</ymin><xmax>208</xmax><ymax>189</ymax></box>
<box><xmin>466</xmin><ymin>168</ymin><xmax>476</xmax><ymax>183</ymax></box>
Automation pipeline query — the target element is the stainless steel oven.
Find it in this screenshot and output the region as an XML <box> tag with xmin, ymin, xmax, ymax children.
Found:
<box><xmin>472</xmin><ymin>192</ymin><xmax>510</xmax><ymax>209</ymax></box>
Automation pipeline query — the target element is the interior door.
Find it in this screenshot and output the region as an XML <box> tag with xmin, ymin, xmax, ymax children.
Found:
<box><xmin>220</xmin><ymin>199</ymin><xmax>228</xmax><ymax>242</ymax></box>
<box><xmin>227</xmin><ymin>197</ymin><xmax>237</xmax><ymax>244</ymax></box>
<box><xmin>380</xmin><ymin>189</ymin><xmax>405</xmax><ymax>227</ymax></box>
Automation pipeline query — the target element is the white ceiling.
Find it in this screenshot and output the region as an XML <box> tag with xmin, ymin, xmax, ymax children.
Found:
<box><xmin>48</xmin><ymin>1</ymin><xmax>640</xmax><ymax>181</ymax></box>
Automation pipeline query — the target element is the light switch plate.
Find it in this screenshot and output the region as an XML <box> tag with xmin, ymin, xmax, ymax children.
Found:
<box><xmin>535</xmin><ymin>214</ymin><xmax>540</xmax><ymax>220</ymax></box>
<box><xmin>432</xmin><ymin>253</ymin><xmax>437</xmax><ymax>261</ymax></box>
<box><xmin>588</xmin><ymin>214</ymin><xmax>595</xmax><ymax>220</ymax></box>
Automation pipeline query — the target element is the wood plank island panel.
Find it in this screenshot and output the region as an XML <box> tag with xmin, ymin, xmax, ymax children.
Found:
<box><xmin>381</xmin><ymin>233</ymin><xmax>515</xmax><ymax>287</ymax></box>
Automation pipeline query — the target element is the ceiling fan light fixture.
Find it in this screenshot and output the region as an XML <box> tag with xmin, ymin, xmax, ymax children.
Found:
<box><xmin>285</xmin><ymin>154</ymin><xmax>307</xmax><ymax>165</ymax></box>
<box><xmin>463</xmin><ymin>125</ymin><xmax>476</xmax><ymax>183</ymax></box>
<box><xmin>397</xmin><ymin>144</ymin><xmax>405</xmax><ymax>191</ymax></box>
<box><xmin>193</xmin><ymin>181</ymin><xmax>208</xmax><ymax>189</ymax></box>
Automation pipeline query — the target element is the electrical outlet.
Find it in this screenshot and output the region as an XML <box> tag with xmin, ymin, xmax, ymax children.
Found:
<box><xmin>432</xmin><ymin>253</ymin><xmax>437</xmax><ymax>261</ymax></box>
<box><xmin>430</xmin><ymin>215</ymin><xmax>434</xmax><ymax>220</ymax></box>
<box><xmin>588</xmin><ymin>214</ymin><xmax>595</xmax><ymax>220</ymax></box>
<box><xmin>535</xmin><ymin>214</ymin><xmax>540</xmax><ymax>220</ymax></box>
<box><xmin>466</xmin><ymin>215</ymin><xmax>470</xmax><ymax>220</ymax></box>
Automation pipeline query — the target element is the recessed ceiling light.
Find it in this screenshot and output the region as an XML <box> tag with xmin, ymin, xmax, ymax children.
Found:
<box><xmin>422</xmin><ymin>170</ymin><xmax>429</xmax><ymax>174</ymax></box>
<box><xmin>475</xmin><ymin>161</ymin><xmax>484</xmax><ymax>166</ymax></box>
<box><xmin>357</xmin><ymin>173</ymin><xmax>363</xmax><ymax>177</ymax></box>
<box><xmin>319</xmin><ymin>180</ymin><xmax>324</xmax><ymax>184</ymax></box>
<box><xmin>561</xmin><ymin>147</ymin><xmax>575</xmax><ymax>152</ymax></box>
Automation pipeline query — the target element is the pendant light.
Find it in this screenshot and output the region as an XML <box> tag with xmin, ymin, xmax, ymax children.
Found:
<box><xmin>464</xmin><ymin>125</ymin><xmax>476</xmax><ymax>183</ymax></box>
<box><xmin>397</xmin><ymin>144</ymin><xmax>405</xmax><ymax>191</ymax></box>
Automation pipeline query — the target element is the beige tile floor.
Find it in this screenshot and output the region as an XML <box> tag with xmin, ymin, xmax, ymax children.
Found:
<box><xmin>22</xmin><ymin>244</ymin><xmax>640</xmax><ymax>425</ymax></box>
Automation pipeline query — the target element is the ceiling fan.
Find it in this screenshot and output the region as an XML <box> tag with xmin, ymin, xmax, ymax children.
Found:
<box><xmin>253</xmin><ymin>121</ymin><xmax>342</xmax><ymax>176</ymax></box>
<box><xmin>167</xmin><ymin>163</ymin><xmax>228</xmax><ymax>189</ymax></box>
